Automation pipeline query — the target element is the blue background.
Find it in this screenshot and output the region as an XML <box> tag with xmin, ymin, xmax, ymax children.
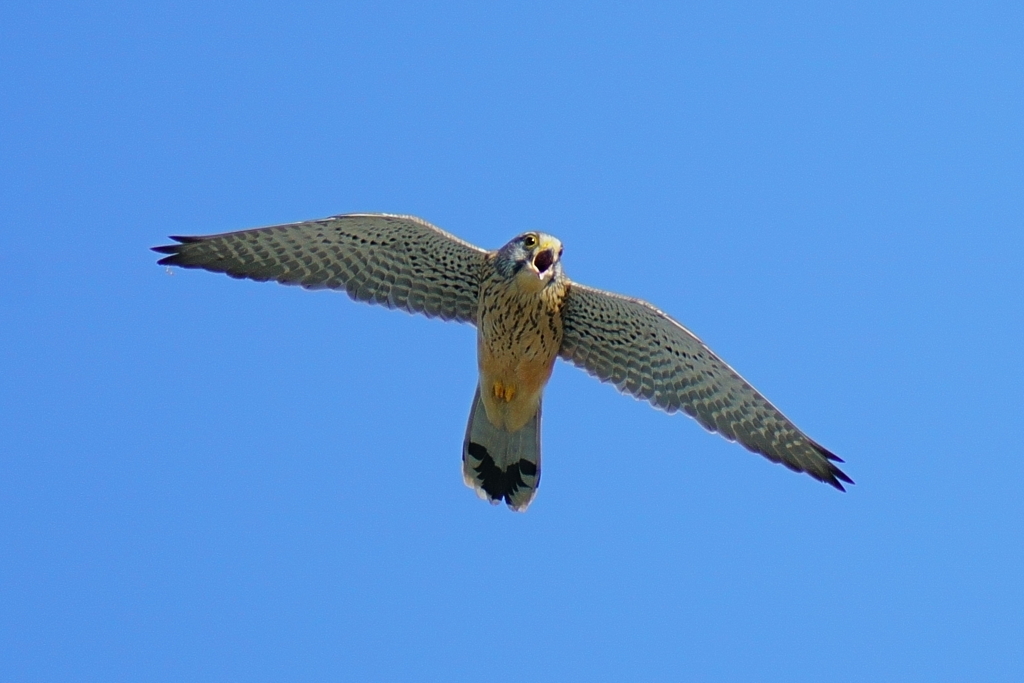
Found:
<box><xmin>2</xmin><ymin>2</ymin><xmax>1022</xmax><ymax>681</ymax></box>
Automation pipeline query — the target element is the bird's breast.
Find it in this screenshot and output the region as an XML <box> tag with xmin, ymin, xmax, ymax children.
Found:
<box><xmin>475</xmin><ymin>271</ymin><xmax>567</xmax><ymax>431</ymax></box>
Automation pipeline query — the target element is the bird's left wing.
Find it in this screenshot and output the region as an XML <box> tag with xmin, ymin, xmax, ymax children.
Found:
<box><xmin>153</xmin><ymin>213</ymin><xmax>488</xmax><ymax>323</ymax></box>
<box><xmin>558</xmin><ymin>282</ymin><xmax>852</xmax><ymax>489</ymax></box>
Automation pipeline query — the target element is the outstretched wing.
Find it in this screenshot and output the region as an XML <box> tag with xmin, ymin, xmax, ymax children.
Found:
<box><xmin>558</xmin><ymin>282</ymin><xmax>852</xmax><ymax>490</ymax></box>
<box><xmin>153</xmin><ymin>213</ymin><xmax>488</xmax><ymax>323</ymax></box>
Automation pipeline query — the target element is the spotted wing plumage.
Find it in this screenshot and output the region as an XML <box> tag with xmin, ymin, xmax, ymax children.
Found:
<box><xmin>153</xmin><ymin>213</ymin><xmax>488</xmax><ymax>324</ymax></box>
<box><xmin>558</xmin><ymin>283</ymin><xmax>852</xmax><ymax>489</ymax></box>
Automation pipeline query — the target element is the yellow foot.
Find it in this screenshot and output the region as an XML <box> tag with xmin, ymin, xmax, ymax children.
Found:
<box><xmin>492</xmin><ymin>380</ymin><xmax>516</xmax><ymax>403</ymax></box>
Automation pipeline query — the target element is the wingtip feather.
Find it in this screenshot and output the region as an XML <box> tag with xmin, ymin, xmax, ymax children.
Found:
<box><xmin>833</xmin><ymin>468</ymin><xmax>855</xmax><ymax>486</ymax></box>
<box><xmin>821</xmin><ymin>462</ymin><xmax>854</xmax><ymax>491</ymax></box>
<box><xmin>153</xmin><ymin>236</ymin><xmax>205</xmax><ymax>265</ymax></box>
<box><xmin>810</xmin><ymin>440</ymin><xmax>854</xmax><ymax>490</ymax></box>
<box><xmin>826</xmin><ymin>477</ymin><xmax>847</xmax><ymax>492</ymax></box>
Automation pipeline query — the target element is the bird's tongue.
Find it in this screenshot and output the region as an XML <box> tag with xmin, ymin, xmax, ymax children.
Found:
<box><xmin>534</xmin><ymin>249</ymin><xmax>554</xmax><ymax>274</ymax></box>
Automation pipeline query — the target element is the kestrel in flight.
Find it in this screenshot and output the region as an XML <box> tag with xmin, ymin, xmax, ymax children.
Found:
<box><xmin>154</xmin><ymin>213</ymin><xmax>852</xmax><ymax>510</ymax></box>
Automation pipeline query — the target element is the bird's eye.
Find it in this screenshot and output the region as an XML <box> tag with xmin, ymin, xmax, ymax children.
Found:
<box><xmin>523</xmin><ymin>234</ymin><xmax>537</xmax><ymax>248</ymax></box>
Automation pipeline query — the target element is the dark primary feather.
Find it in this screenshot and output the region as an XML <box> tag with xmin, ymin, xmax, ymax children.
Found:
<box><xmin>559</xmin><ymin>282</ymin><xmax>852</xmax><ymax>490</ymax></box>
<box><xmin>153</xmin><ymin>213</ymin><xmax>488</xmax><ymax>324</ymax></box>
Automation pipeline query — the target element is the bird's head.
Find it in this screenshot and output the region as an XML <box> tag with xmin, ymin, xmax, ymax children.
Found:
<box><xmin>494</xmin><ymin>232</ymin><xmax>564</xmax><ymax>290</ymax></box>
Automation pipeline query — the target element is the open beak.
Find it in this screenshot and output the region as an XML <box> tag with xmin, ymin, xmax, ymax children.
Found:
<box><xmin>530</xmin><ymin>237</ymin><xmax>562</xmax><ymax>277</ymax></box>
<box><xmin>533</xmin><ymin>248</ymin><xmax>555</xmax><ymax>274</ymax></box>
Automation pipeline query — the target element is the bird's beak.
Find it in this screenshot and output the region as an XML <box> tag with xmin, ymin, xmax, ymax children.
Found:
<box><xmin>531</xmin><ymin>237</ymin><xmax>561</xmax><ymax>277</ymax></box>
<box><xmin>533</xmin><ymin>248</ymin><xmax>555</xmax><ymax>274</ymax></box>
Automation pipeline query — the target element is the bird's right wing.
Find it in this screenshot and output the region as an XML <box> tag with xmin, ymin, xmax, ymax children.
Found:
<box><xmin>559</xmin><ymin>282</ymin><xmax>852</xmax><ymax>490</ymax></box>
<box><xmin>153</xmin><ymin>213</ymin><xmax>488</xmax><ymax>324</ymax></box>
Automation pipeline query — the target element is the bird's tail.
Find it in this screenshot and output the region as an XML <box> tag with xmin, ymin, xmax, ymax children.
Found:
<box><xmin>462</xmin><ymin>387</ymin><xmax>542</xmax><ymax>512</ymax></box>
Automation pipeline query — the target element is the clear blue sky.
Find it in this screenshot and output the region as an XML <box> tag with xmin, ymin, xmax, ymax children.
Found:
<box><xmin>2</xmin><ymin>2</ymin><xmax>1021</xmax><ymax>681</ymax></box>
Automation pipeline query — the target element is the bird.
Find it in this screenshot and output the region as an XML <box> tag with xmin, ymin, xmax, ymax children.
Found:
<box><xmin>153</xmin><ymin>213</ymin><xmax>852</xmax><ymax>511</ymax></box>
